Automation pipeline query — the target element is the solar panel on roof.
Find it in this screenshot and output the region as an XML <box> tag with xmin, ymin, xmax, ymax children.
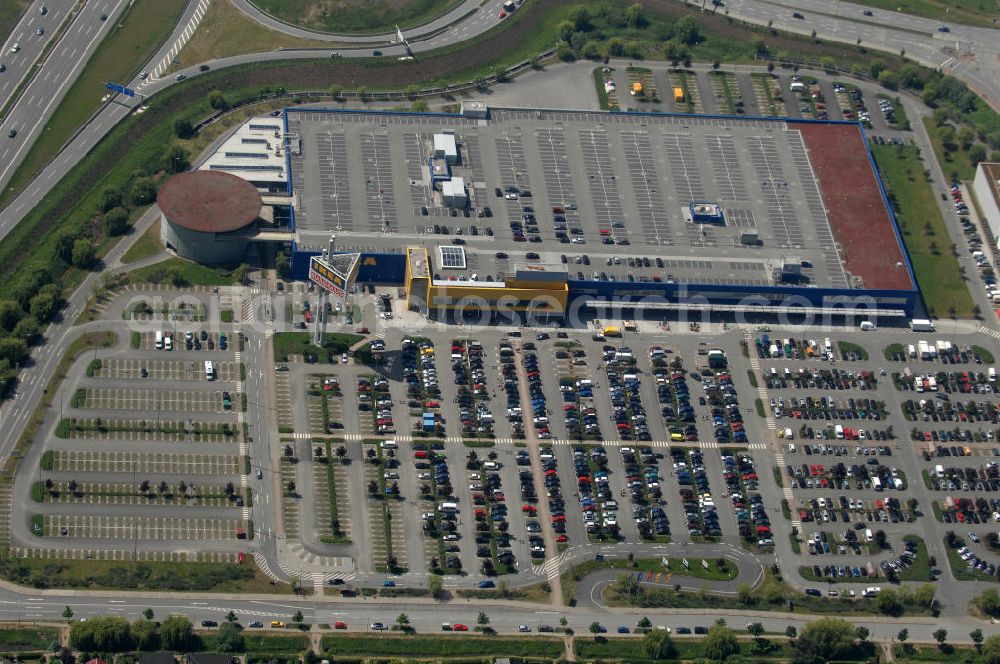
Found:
<box><xmin>439</xmin><ymin>246</ymin><xmax>466</xmax><ymax>269</ymax></box>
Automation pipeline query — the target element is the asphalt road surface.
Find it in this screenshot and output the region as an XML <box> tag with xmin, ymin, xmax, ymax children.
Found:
<box><xmin>708</xmin><ymin>0</ymin><xmax>1000</xmax><ymax>112</ymax></box>
<box><xmin>0</xmin><ymin>0</ymin><xmax>130</xmax><ymax>190</ymax></box>
<box><xmin>0</xmin><ymin>0</ymin><xmax>74</xmax><ymax>111</ymax></box>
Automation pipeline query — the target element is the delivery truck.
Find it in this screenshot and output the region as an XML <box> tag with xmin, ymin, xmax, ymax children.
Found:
<box><xmin>910</xmin><ymin>319</ymin><xmax>935</xmax><ymax>332</ymax></box>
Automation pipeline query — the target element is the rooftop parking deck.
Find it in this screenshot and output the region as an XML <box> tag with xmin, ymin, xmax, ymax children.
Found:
<box><xmin>284</xmin><ymin>107</ymin><xmax>911</xmax><ymax>293</ymax></box>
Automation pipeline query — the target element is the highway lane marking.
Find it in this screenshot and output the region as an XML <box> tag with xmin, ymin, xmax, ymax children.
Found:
<box><xmin>0</xmin><ymin>0</ymin><xmax>128</xmax><ymax>187</ymax></box>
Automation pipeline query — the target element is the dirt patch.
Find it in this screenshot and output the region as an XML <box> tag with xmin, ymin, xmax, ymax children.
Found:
<box><xmin>797</xmin><ymin>122</ymin><xmax>912</xmax><ymax>291</ymax></box>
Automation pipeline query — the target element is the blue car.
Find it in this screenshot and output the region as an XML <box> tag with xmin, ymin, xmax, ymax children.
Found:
<box><xmin>381</xmin><ymin>579</ymin><xmax>396</xmax><ymax>588</ymax></box>
<box><xmin>617</xmin><ymin>626</ymin><xmax>630</xmax><ymax>634</ymax></box>
<box><xmin>478</xmin><ymin>580</ymin><xmax>495</xmax><ymax>588</ymax></box>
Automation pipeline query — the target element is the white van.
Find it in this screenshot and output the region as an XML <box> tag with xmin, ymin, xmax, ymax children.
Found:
<box><xmin>440</xmin><ymin>502</ymin><xmax>459</xmax><ymax>512</ymax></box>
<box><xmin>860</xmin><ymin>321</ymin><xmax>876</xmax><ymax>331</ymax></box>
<box><xmin>155</xmin><ymin>331</ymin><xmax>164</xmax><ymax>350</ymax></box>
<box><xmin>163</xmin><ymin>334</ymin><xmax>173</xmax><ymax>351</ymax></box>
<box><xmin>380</xmin><ymin>440</ymin><xmax>398</xmax><ymax>450</ymax></box>
<box><xmin>204</xmin><ymin>360</ymin><xmax>215</xmax><ymax>381</ymax></box>
<box><xmin>834</xmin><ymin>424</ymin><xmax>844</xmax><ymax>439</ymax></box>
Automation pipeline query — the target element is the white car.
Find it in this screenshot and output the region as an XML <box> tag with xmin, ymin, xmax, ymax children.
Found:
<box><xmin>10</xmin><ymin>42</ymin><xmax>19</xmax><ymax>53</ymax></box>
<box><xmin>969</xmin><ymin>532</ymin><xmax>981</xmax><ymax>543</ymax></box>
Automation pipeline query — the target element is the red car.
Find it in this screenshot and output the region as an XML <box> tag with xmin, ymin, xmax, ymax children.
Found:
<box><xmin>556</xmin><ymin>534</ymin><xmax>568</xmax><ymax>542</ymax></box>
<box><xmin>497</xmin><ymin>10</ymin><xmax>507</xmax><ymax>18</ymax></box>
<box><xmin>355</xmin><ymin>327</ymin><xmax>370</xmax><ymax>334</ymax></box>
<box><xmin>453</xmin><ymin>623</ymin><xmax>469</xmax><ymax>631</ymax></box>
<box><xmin>335</xmin><ymin>621</ymin><xmax>347</xmax><ymax>629</ymax></box>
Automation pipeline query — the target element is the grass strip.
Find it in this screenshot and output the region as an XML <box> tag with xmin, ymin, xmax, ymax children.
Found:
<box><xmin>871</xmin><ymin>141</ymin><xmax>973</xmax><ymax>318</ymax></box>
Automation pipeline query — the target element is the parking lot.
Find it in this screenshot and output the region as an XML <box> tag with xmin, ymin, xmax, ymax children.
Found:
<box><xmin>264</xmin><ymin>317</ymin><xmax>1000</xmax><ymax>594</ymax></box>
<box><xmin>28</xmin><ymin>317</ymin><xmax>247</xmax><ymax>554</ymax></box>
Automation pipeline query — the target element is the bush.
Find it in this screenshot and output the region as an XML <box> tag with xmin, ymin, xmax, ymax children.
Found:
<box><xmin>103</xmin><ymin>207</ymin><xmax>130</xmax><ymax>236</ymax></box>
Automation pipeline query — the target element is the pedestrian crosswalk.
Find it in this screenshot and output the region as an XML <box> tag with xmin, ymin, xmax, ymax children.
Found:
<box><xmin>978</xmin><ymin>325</ymin><xmax>1000</xmax><ymax>342</ymax></box>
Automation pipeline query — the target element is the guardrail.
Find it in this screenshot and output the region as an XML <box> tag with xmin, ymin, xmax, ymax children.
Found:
<box><xmin>754</xmin><ymin>53</ymin><xmax>874</xmax><ymax>82</ymax></box>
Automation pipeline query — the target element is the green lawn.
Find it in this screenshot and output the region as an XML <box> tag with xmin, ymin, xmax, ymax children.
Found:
<box><xmin>3</xmin><ymin>0</ymin><xmax>189</xmax><ymax>203</ymax></box>
<box><xmin>848</xmin><ymin>0</ymin><xmax>1000</xmax><ymax>28</ymax></box>
<box><xmin>574</xmin><ymin>636</ymin><xmax>799</xmax><ymax>661</ymax></box>
<box><xmin>0</xmin><ymin>627</ymin><xmax>60</xmax><ymax>652</ymax></box>
<box><xmin>871</xmin><ymin>141</ymin><xmax>974</xmax><ymax>318</ymax></box>
<box><xmin>837</xmin><ymin>341</ymin><xmax>869</xmax><ymax>360</ymax></box>
<box><xmin>321</xmin><ymin>634</ymin><xmax>564</xmax><ymax>658</ymax></box>
<box><xmin>272</xmin><ymin>332</ymin><xmax>363</xmax><ymax>363</ymax></box>
<box><xmin>894</xmin><ymin>644</ymin><xmax>985</xmax><ymax>663</ymax></box>
<box><xmin>121</xmin><ymin>220</ymin><xmax>163</xmax><ymax>264</ymax></box>
<box><xmin>898</xmin><ymin>535</ymin><xmax>932</xmax><ymax>582</ymax></box>
<box><xmin>125</xmin><ymin>257</ymin><xmax>244</xmax><ymax>287</ymax></box>
<box><xmin>201</xmin><ymin>633</ymin><xmax>309</xmax><ymax>654</ymax></box>
<box><xmin>247</xmin><ymin>0</ymin><xmax>464</xmax><ymax>35</ymax></box>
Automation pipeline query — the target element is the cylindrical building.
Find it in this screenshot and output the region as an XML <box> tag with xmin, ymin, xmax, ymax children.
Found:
<box><xmin>157</xmin><ymin>170</ymin><xmax>262</xmax><ymax>265</ymax></box>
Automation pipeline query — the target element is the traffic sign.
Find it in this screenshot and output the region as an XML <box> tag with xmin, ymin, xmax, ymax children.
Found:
<box><xmin>309</xmin><ymin>256</ymin><xmax>347</xmax><ymax>299</ymax></box>
<box><xmin>105</xmin><ymin>82</ymin><xmax>136</xmax><ymax>97</ymax></box>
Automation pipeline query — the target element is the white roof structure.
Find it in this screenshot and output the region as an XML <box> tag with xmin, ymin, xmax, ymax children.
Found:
<box><xmin>442</xmin><ymin>177</ymin><xmax>465</xmax><ymax>198</ymax></box>
<box><xmin>201</xmin><ymin>117</ymin><xmax>287</xmax><ymax>186</ymax></box>
<box><xmin>434</xmin><ymin>132</ymin><xmax>458</xmax><ymax>160</ymax></box>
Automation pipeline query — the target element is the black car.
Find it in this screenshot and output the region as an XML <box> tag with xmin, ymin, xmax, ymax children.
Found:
<box><xmin>199</xmin><ymin>64</ymin><xmax>210</xmax><ymax>72</ymax></box>
<box><xmin>792</xmin><ymin>12</ymin><xmax>804</xmax><ymax>19</ymax></box>
<box><xmin>201</xmin><ymin>620</ymin><xmax>218</xmax><ymax>628</ymax></box>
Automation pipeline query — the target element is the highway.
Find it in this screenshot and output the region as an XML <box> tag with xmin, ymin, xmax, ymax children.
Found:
<box><xmin>0</xmin><ymin>0</ymin><xmax>74</xmax><ymax>111</ymax></box>
<box><xmin>0</xmin><ymin>0</ymin><xmax>131</xmax><ymax>192</ymax></box>
<box><xmin>708</xmin><ymin>0</ymin><xmax>1000</xmax><ymax>111</ymax></box>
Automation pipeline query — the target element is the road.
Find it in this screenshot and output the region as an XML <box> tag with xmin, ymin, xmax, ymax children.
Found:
<box><xmin>709</xmin><ymin>0</ymin><xmax>1000</xmax><ymax>111</ymax></box>
<box><xmin>0</xmin><ymin>1</ymin><xmax>74</xmax><ymax>111</ymax></box>
<box><xmin>0</xmin><ymin>582</ymin><xmax>990</xmax><ymax>644</ymax></box>
<box><xmin>229</xmin><ymin>0</ymin><xmax>500</xmax><ymax>44</ymax></box>
<box><xmin>0</xmin><ymin>0</ymin><xmax>131</xmax><ymax>192</ymax></box>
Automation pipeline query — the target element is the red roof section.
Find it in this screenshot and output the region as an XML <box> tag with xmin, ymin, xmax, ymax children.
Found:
<box><xmin>157</xmin><ymin>170</ymin><xmax>262</xmax><ymax>234</ymax></box>
<box><xmin>797</xmin><ymin>123</ymin><xmax>913</xmax><ymax>291</ymax></box>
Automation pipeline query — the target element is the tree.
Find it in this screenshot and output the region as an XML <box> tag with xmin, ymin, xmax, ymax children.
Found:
<box><xmin>958</xmin><ymin>126</ymin><xmax>976</xmax><ymax>150</ymax></box>
<box><xmin>933</xmin><ymin>628</ymin><xmax>948</xmax><ymax>648</ymax></box>
<box><xmin>396</xmin><ymin>613</ymin><xmax>409</xmax><ymax>629</ymax></box>
<box><xmin>68</xmin><ymin>479</ymin><xmax>78</xmax><ymax>494</ymax></box>
<box><xmin>795</xmin><ymin>618</ymin><xmax>856</xmax><ymax>663</ymax></box>
<box><xmin>873</xmin><ymin>529</ymin><xmax>887</xmax><ymax>548</ymax></box>
<box><xmin>0</xmin><ymin>300</ymin><xmax>22</xmax><ymax>332</ymax></box>
<box><xmin>588</xmin><ymin>622</ymin><xmax>602</xmax><ymax>637</ymax></box>
<box><xmin>0</xmin><ymin>337</ymin><xmax>28</xmax><ymax>366</ymax></box>
<box><xmin>160</xmin><ymin>615</ymin><xmax>195</xmax><ymax>650</ymax></box>
<box><xmin>784</xmin><ymin>625</ymin><xmax>797</xmax><ymax>639</ymax></box>
<box><xmin>663</xmin><ymin>40</ymin><xmax>688</xmax><ymax>63</ymax></box>
<box><xmin>164</xmin><ymin>145</ymin><xmax>190</xmax><ymax>173</ymax></box>
<box><xmin>129</xmin><ymin>177</ymin><xmax>157</xmax><ymax>205</ymax></box>
<box><xmin>225</xmin><ymin>610</ymin><xmax>237</xmax><ymax>623</ymax></box>
<box><xmin>70</xmin><ymin>616</ymin><xmax>134</xmax><ymax>651</ymax></box>
<box><xmin>878</xmin><ymin>70</ymin><xmax>899</xmax><ymax>90</ymax></box>
<box><xmin>624</xmin><ymin>3</ymin><xmax>647</xmax><ymax>27</ymax></box>
<box><xmin>642</xmin><ymin>629</ymin><xmax>674</xmax><ymax>659</ymax></box>
<box><xmin>984</xmin><ymin>635</ymin><xmax>1000</xmax><ymax>664</ymax></box>
<box><xmin>974</xmin><ymin>588</ymin><xmax>1000</xmax><ymax>617</ymax></box>
<box><xmin>62</xmin><ymin>606</ymin><xmax>74</xmax><ymax>621</ymax></box>
<box><xmin>702</xmin><ymin>622</ymin><xmax>739</xmax><ymax>661</ymax></box>
<box><xmin>637</xmin><ymin>616</ymin><xmax>652</xmax><ymax>631</ymax></box>
<box><xmin>897</xmin><ymin>628</ymin><xmax>909</xmax><ymax>648</ymax></box>
<box><xmin>971</xmin><ymin>628</ymin><xmax>984</xmax><ymax>651</ymax></box>
<box><xmin>103</xmin><ymin>206</ymin><xmax>130</xmax><ymax>236</ymax></box>
<box><xmin>428</xmin><ymin>574</ymin><xmax>444</xmax><ymax>598</ymax></box>
<box><xmin>969</xmin><ymin>144</ymin><xmax>988</xmax><ymax>166</ymax></box>
<box><xmin>747</xmin><ymin>622</ymin><xmax>765</xmax><ymax>640</ymax></box>
<box><xmin>71</xmin><ymin>239</ymin><xmax>96</xmax><ymax>269</ymax></box>
<box><xmin>216</xmin><ymin>622</ymin><xmax>244</xmax><ymax>652</ymax></box>
<box><xmin>478</xmin><ymin>611</ymin><xmax>490</xmax><ymax>629</ymax></box>
<box><xmin>130</xmin><ymin>618</ymin><xmax>160</xmax><ymax>651</ymax></box>
<box><xmin>13</xmin><ymin>316</ymin><xmax>38</xmax><ymax>344</ymax></box>
<box><xmin>674</xmin><ymin>15</ymin><xmax>701</xmax><ymax>45</ymax></box>
<box><xmin>877</xmin><ymin>588</ymin><xmax>903</xmax><ymax>616</ymax></box>
<box><xmin>173</xmin><ymin>117</ymin><xmax>194</xmax><ymax>139</ymax></box>
<box><xmin>606</xmin><ymin>37</ymin><xmax>626</xmax><ymax>57</ymax></box>
<box><xmin>143</xmin><ymin>608</ymin><xmax>154</xmax><ymax>621</ymax></box>
<box><xmin>568</xmin><ymin>5</ymin><xmax>591</xmax><ymax>31</ymax></box>
<box><xmin>854</xmin><ymin>625</ymin><xmax>869</xmax><ymax>643</ymax></box>
<box><xmin>292</xmin><ymin>610</ymin><xmax>304</xmax><ymax>624</ymax></box>
<box><xmin>29</xmin><ymin>291</ymin><xmax>58</xmax><ymax>323</ymax></box>
<box><xmin>208</xmin><ymin>90</ymin><xmax>229</xmax><ymax>110</ymax></box>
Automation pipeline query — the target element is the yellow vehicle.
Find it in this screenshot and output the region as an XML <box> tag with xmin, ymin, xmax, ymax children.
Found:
<box><xmin>603</xmin><ymin>326</ymin><xmax>621</xmax><ymax>337</ymax></box>
<box><xmin>673</xmin><ymin>86</ymin><xmax>685</xmax><ymax>103</ymax></box>
<box><xmin>270</xmin><ymin>621</ymin><xmax>286</xmax><ymax>628</ymax></box>
<box><xmin>630</xmin><ymin>81</ymin><xmax>644</xmax><ymax>96</ymax></box>
<box><xmin>670</xmin><ymin>432</ymin><xmax>684</xmax><ymax>442</ymax></box>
